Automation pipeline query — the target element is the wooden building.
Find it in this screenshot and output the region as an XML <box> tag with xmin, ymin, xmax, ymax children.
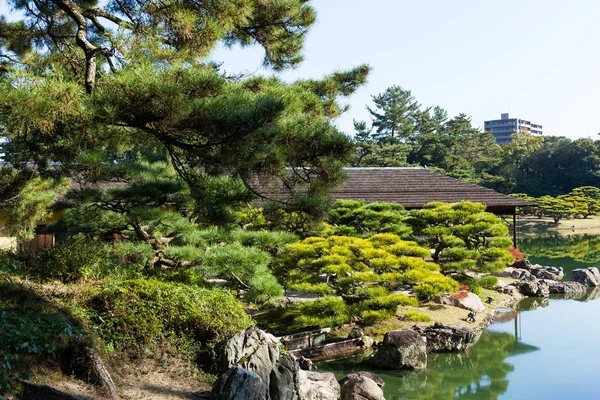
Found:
<box><xmin>251</xmin><ymin>167</ymin><xmax>535</xmax><ymax>245</ymax></box>
<box><xmin>333</xmin><ymin>167</ymin><xmax>535</xmax><ymax>245</ymax></box>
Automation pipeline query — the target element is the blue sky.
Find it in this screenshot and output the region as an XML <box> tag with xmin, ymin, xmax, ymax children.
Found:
<box><xmin>2</xmin><ymin>0</ymin><xmax>599</xmax><ymax>139</ymax></box>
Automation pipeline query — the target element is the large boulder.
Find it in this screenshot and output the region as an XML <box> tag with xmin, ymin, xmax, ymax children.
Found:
<box><xmin>544</xmin><ymin>280</ymin><xmax>586</xmax><ymax>295</ymax></box>
<box><xmin>372</xmin><ymin>329</ymin><xmax>426</xmax><ymax>370</ymax></box>
<box><xmin>412</xmin><ymin>322</ymin><xmax>476</xmax><ymax>352</ymax></box>
<box><xmin>341</xmin><ymin>376</ymin><xmax>385</xmax><ymax>400</ymax></box>
<box><xmin>221</xmin><ymin>327</ymin><xmax>280</xmax><ymax>398</ymax></box>
<box><xmin>434</xmin><ymin>292</ymin><xmax>485</xmax><ymax>313</ymax></box>
<box><xmin>212</xmin><ymin>366</ymin><xmax>267</xmax><ymax>400</ymax></box>
<box><xmin>516</xmin><ymin>280</ymin><xmax>549</xmax><ymax>297</ymax></box>
<box><xmin>510</xmin><ymin>269</ymin><xmax>536</xmax><ymax>281</ymax></box>
<box><xmin>572</xmin><ymin>267</ymin><xmax>600</xmax><ymax>286</ymax></box>
<box><xmin>530</xmin><ymin>265</ymin><xmax>564</xmax><ymax>281</ymax></box>
<box><xmin>270</xmin><ymin>353</ymin><xmax>300</xmax><ymax>400</ymax></box>
<box><xmin>298</xmin><ymin>370</ymin><xmax>340</xmax><ymax>400</ymax></box>
<box><xmin>222</xmin><ymin>327</ymin><xmax>301</xmax><ymax>400</ymax></box>
<box><xmin>511</xmin><ymin>259</ymin><xmax>532</xmax><ymax>270</ymax></box>
<box><xmin>343</xmin><ymin>372</ymin><xmax>384</xmax><ymax>388</ymax></box>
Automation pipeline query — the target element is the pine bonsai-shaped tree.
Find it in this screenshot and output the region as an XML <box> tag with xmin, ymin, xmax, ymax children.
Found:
<box><xmin>409</xmin><ymin>201</ymin><xmax>513</xmax><ymax>274</ymax></box>
<box><xmin>276</xmin><ymin>233</ymin><xmax>457</xmax><ymax>327</ymax></box>
<box><xmin>326</xmin><ymin>200</ymin><xmax>413</xmax><ymax>237</ymax></box>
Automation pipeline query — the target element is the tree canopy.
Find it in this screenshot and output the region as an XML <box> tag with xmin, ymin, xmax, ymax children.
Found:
<box><xmin>0</xmin><ymin>0</ymin><xmax>371</xmax><ymax>234</ymax></box>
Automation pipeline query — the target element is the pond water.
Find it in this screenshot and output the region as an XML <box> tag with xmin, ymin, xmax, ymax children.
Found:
<box><xmin>318</xmin><ymin>234</ymin><xmax>600</xmax><ymax>399</ymax></box>
<box><xmin>520</xmin><ymin>234</ymin><xmax>600</xmax><ymax>280</ymax></box>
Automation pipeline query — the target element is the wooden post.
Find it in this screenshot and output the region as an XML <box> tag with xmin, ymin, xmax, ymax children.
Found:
<box><xmin>513</xmin><ymin>209</ymin><xmax>517</xmax><ymax>248</ymax></box>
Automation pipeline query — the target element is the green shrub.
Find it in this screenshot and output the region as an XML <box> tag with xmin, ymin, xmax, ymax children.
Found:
<box><xmin>278</xmin><ymin>234</ymin><xmax>457</xmax><ymax>303</ymax></box>
<box><xmin>25</xmin><ymin>235</ymin><xmax>111</xmax><ymax>283</ymax></box>
<box><xmin>403</xmin><ymin>311</ymin><xmax>432</xmax><ymax>322</ymax></box>
<box><xmin>452</xmin><ymin>274</ymin><xmax>498</xmax><ymax>295</ymax></box>
<box><xmin>327</xmin><ymin>200</ymin><xmax>412</xmax><ymax>237</ymax></box>
<box><xmin>352</xmin><ymin>291</ymin><xmax>418</xmax><ymax>324</ymax></box>
<box><xmin>276</xmin><ymin>232</ymin><xmax>457</xmax><ymax>326</ymax></box>
<box><xmin>478</xmin><ymin>275</ymin><xmax>498</xmax><ymax>289</ymax></box>
<box><xmin>81</xmin><ymin>279</ymin><xmax>251</xmax><ymax>361</ymax></box>
<box><xmin>283</xmin><ymin>296</ymin><xmax>350</xmax><ymax>330</ymax></box>
<box><xmin>196</xmin><ymin>243</ymin><xmax>283</xmax><ymax>302</ymax></box>
<box><xmin>0</xmin><ymin>282</ymin><xmax>79</xmax><ymax>393</ymax></box>
<box><xmin>0</xmin><ymin>250</ymin><xmax>25</xmax><ymax>275</ymax></box>
<box><xmin>230</xmin><ymin>229</ymin><xmax>299</xmax><ymax>255</ymax></box>
<box><xmin>408</xmin><ymin>201</ymin><xmax>513</xmax><ymax>273</ymax></box>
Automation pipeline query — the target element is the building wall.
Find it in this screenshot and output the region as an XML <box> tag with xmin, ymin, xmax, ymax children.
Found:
<box><xmin>0</xmin><ymin>211</ymin><xmax>64</xmax><ymax>252</ymax></box>
<box><xmin>484</xmin><ymin>113</ymin><xmax>543</xmax><ymax>144</ymax></box>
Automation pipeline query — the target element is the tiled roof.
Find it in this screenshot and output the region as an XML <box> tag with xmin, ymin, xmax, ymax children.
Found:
<box><xmin>250</xmin><ymin>167</ymin><xmax>535</xmax><ymax>210</ymax></box>
<box><xmin>329</xmin><ymin>168</ymin><xmax>535</xmax><ymax>209</ymax></box>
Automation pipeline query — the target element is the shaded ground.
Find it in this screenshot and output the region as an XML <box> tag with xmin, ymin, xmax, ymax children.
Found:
<box><xmin>26</xmin><ymin>356</ymin><xmax>213</xmax><ymax>400</ymax></box>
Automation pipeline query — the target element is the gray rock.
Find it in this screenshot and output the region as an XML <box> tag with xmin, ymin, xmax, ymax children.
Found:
<box><xmin>412</xmin><ymin>322</ymin><xmax>476</xmax><ymax>352</ymax></box>
<box><xmin>270</xmin><ymin>353</ymin><xmax>300</xmax><ymax>400</ymax></box>
<box><xmin>530</xmin><ymin>265</ymin><xmax>564</xmax><ymax>281</ymax></box>
<box><xmin>344</xmin><ymin>372</ymin><xmax>384</xmax><ymax>388</ymax></box>
<box><xmin>341</xmin><ymin>376</ymin><xmax>385</xmax><ymax>400</ymax></box>
<box><xmin>544</xmin><ymin>280</ymin><xmax>586</xmax><ymax>294</ymax></box>
<box><xmin>511</xmin><ymin>259</ymin><xmax>532</xmax><ymax>270</ymax></box>
<box><xmin>433</xmin><ymin>292</ymin><xmax>485</xmax><ymax>313</ymax></box>
<box><xmin>372</xmin><ymin>329</ymin><xmax>426</xmax><ymax>370</ymax></box>
<box><xmin>221</xmin><ymin>327</ymin><xmax>280</xmax><ymax>398</ymax></box>
<box><xmin>516</xmin><ymin>280</ymin><xmax>549</xmax><ymax>297</ymax></box>
<box><xmin>348</xmin><ymin>327</ymin><xmax>364</xmax><ymax>339</ymax></box>
<box><xmin>212</xmin><ymin>366</ymin><xmax>267</xmax><ymax>400</ymax></box>
<box><xmin>511</xmin><ymin>269</ymin><xmax>536</xmax><ymax>281</ymax></box>
<box><xmin>572</xmin><ymin>267</ymin><xmax>600</xmax><ymax>286</ymax></box>
<box><xmin>297</xmin><ymin>356</ymin><xmax>315</xmax><ymax>371</ymax></box>
<box><xmin>494</xmin><ymin>266</ymin><xmax>515</xmax><ymax>278</ymax></box>
<box><xmin>298</xmin><ymin>370</ymin><xmax>340</xmax><ymax>400</ymax></box>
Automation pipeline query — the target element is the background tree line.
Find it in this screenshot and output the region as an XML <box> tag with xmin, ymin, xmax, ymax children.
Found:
<box><xmin>512</xmin><ymin>186</ymin><xmax>600</xmax><ymax>223</ymax></box>
<box><xmin>352</xmin><ymin>86</ymin><xmax>600</xmax><ymax>197</ymax></box>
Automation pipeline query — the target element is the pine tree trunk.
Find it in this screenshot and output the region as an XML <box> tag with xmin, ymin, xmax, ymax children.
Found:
<box><xmin>83</xmin><ymin>347</ymin><xmax>119</xmax><ymax>399</ymax></box>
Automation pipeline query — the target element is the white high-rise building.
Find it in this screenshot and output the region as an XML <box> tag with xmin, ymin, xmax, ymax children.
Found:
<box><xmin>484</xmin><ymin>113</ymin><xmax>543</xmax><ymax>144</ymax></box>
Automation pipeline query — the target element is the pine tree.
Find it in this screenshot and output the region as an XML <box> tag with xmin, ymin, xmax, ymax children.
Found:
<box><xmin>0</xmin><ymin>1</ymin><xmax>370</xmax><ymax>224</ymax></box>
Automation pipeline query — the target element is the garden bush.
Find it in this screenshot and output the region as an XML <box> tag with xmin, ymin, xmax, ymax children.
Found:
<box><xmin>327</xmin><ymin>200</ymin><xmax>412</xmax><ymax>237</ymax></box>
<box><xmin>403</xmin><ymin>311</ymin><xmax>432</xmax><ymax>322</ymax></box>
<box><xmin>452</xmin><ymin>274</ymin><xmax>498</xmax><ymax>295</ymax></box>
<box><xmin>192</xmin><ymin>243</ymin><xmax>283</xmax><ymax>302</ymax></box>
<box><xmin>282</xmin><ymin>296</ymin><xmax>350</xmax><ymax>330</ymax></box>
<box><xmin>276</xmin><ymin>233</ymin><xmax>457</xmax><ymax>327</ymax></box>
<box><xmin>23</xmin><ymin>235</ymin><xmax>112</xmax><ymax>283</ymax></box>
<box><xmin>408</xmin><ymin>201</ymin><xmax>513</xmax><ymax>273</ymax></box>
<box><xmin>0</xmin><ymin>282</ymin><xmax>79</xmax><ymax>394</ymax></box>
<box><xmin>80</xmin><ymin>279</ymin><xmax>252</xmax><ymax>362</ymax></box>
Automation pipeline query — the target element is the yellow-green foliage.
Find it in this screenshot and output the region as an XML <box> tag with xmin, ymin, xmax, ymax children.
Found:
<box><xmin>403</xmin><ymin>311</ymin><xmax>432</xmax><ymax>322</ymax></box>
<box><xmin>283</xmin><ymin>296</ymin><xmax>350</xmax><ymax>330</ymax></box>
<box><xmin>409</xmin><ymin>201</ymin><xmax>513</xmax><ymax>273</ymax></box>
<box><xmin>278</xmin><ymin>233</ymin><xmax>451</xmax><ymax>295</ymax></box>
<box><xmin>277</xmin><ymin>232</ymin><xmax>458</xmax><ymax>327</ymax></box>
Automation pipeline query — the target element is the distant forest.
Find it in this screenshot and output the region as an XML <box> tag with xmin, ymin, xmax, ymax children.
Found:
<box><xmin>351</xmin><ymin>85</ymin><xmax>600</xmax><ymax>197</ymax></box>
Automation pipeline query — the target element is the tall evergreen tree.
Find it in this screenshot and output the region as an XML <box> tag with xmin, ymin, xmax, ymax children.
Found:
<box><xmin>367</xmin><ymin>85</ymin><xmax>420</xmax><ymax>144</ymax></box>
<box><xmin>0</xmin><ymin>0</ymin><xmax>370</xmax><ymax>227</ymax></box>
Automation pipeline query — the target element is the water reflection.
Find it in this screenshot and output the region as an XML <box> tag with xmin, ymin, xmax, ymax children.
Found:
<box><xmin>520</xmin><ymin>234</ymin><xmax>600</xmax><ymax>263</ymax></box>
<box><xmin>519</xmin><ymin>234</ymin><xmax>600</xmax><ymax>280</ymax></box>
<box><xmin>319</xmin><ymin>329</ymin><xmax>539</xmax><ymax>400</ymax></box>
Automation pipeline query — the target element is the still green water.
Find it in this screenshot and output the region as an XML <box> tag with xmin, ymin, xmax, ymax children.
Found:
<box><xmin>319</xmin><ymin>235</ymin><xmax>600</xmax><ymax>399</ymax></box>
<box><xmin>520</xmin><ymin>234</ymin><xmax>600</xmax><ymax>280</ymax></box>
